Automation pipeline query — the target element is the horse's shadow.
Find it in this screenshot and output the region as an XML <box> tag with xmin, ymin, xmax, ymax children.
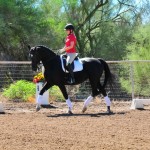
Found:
<box><xmin>47</xmin><ymin>111</ymin><xmax>125</xmax><ymax>118</ymax></box>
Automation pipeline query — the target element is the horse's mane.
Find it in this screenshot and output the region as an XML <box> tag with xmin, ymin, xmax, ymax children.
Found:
<box><xmin>36</xmin><ymin>45</ymin><xmax>56</xmax><ymax>56</ymax></box>
<box><xmin>37</xmin><ymin>45</ymin><xmax>52</xmax><ymax>51</ymax></box>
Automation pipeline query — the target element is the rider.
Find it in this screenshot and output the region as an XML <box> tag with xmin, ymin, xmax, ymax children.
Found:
<box><xmin>59</xmin><ymin>23</ymin><xmax>77</xmax><ymax>84</ymax></box>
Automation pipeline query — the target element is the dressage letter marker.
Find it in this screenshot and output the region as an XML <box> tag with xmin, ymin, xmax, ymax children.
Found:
<box><xmin>0</xmin><ymin>102</ymin><xmax>5</xmax><ymax>114</ymax></box>
<box><xmin>130</xmin><ymin>99</ymin><xmax>150</xmax><ymax>109</ymax></box>
<box><xmin>36</xmin><ymin>82</ymin><xmax>49</xmax><ymax>105</ymax></box>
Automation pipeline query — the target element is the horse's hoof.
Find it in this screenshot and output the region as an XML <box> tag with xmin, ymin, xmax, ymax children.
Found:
<box><xmin>82</xmin><ymin>107</ymin><xmax>87</xmax><ymax>113</ymax></box>
<box><xmin>36</xmin><ymin>105</ymin><xmax>41</xmax><ymax>112</ymax></box>
<box><xmin>106</xmin><ymin>110</ymin><xmax>113</xmax><ymax>114</ymax></box>
<box><xmin>68</xmin><ymin>110</ymin><xmax>73</xmax><ymax>115</ymax></box>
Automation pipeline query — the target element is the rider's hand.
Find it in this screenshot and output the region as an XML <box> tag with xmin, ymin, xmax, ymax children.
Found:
<box><xmin>59</xmin><ymin>48</ymin><xmax>65</xmax><ymax>53</ymax></box>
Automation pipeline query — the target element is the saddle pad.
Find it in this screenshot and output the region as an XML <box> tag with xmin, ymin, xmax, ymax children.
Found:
<box><xmin>60</xmin><ymin>55</ymin><xmax>83</xmax><ymax>73</ymax></box>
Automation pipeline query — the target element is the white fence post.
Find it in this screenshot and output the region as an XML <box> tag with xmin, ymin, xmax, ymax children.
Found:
<box><xmin>130</xmin><ymin>62</ymin><xmax>134</xmax><ymax>99</ymax></box>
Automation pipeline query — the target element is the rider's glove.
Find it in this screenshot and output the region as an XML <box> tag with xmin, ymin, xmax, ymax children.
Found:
<box><xmin>59</xmin><ymin>48</ymin><xmax>65</xmax><ymax>53</ymax></box>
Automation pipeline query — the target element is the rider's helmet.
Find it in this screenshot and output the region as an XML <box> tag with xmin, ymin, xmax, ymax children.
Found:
<box><xmin>64</xmin><ymin>24</ymin><xmax>74</xmax><ymax>31</ymax></box>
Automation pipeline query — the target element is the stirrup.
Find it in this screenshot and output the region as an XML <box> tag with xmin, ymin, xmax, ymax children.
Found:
<box><xmin>71</xmin><ymin>78</ymin><xmax>75</xmax><ymax>83</ymax></box>
<box><xmin>67</xmin><ymin>78</ymin><xmax>75</xmax><ymax>84</ymax></box>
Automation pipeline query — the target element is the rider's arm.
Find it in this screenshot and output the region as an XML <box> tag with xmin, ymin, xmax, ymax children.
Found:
<box><xmin>64</xmin><ymin>41</ymin><xmax>75</xmax><ymax>52</ymax></box>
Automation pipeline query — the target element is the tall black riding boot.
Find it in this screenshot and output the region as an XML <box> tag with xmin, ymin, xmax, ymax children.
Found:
<box><xmin>67</xmin><ymin>63</ymin><xmax>75</xmax><ymax>84</ymax></box>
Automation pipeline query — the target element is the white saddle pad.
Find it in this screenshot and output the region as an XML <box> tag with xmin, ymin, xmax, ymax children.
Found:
<box><xmin>60</xmin><ymin>55</ymin><xmax>83</xmax><ymax>73</ymax></box>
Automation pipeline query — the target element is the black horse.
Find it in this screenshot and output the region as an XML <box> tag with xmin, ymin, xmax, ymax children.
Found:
<box><xmin>28</xmin><ymin>45</ymin><xmax>114</xmax><ymax>114</ymax></box>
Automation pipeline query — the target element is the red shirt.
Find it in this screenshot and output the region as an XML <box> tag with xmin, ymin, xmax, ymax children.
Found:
<box><xmin>65</xmin><ymin>33</ymin><xmax>76</xmax><ymax>53</ymax></box>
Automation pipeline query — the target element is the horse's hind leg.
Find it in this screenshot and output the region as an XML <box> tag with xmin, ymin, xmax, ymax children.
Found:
<box><xmin>98</xmin><ymin>82</ymin><xmax>112</xmax><ymax>113</ymax></box>
<box><xmin>82</xmin><ymin>95</ymin><xmax>93</xmax><ymax>113</ymax></box>
<box><xmin>82</xmin><ymin>79</ymin><xmax>100</xmax><ymax>113</ymax></box>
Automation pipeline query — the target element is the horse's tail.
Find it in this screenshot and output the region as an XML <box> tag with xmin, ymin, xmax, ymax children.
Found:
<box><xmin>98</xmin><ymin>58</ymin><xmax>115</xmax><ymax>90</ymax></box>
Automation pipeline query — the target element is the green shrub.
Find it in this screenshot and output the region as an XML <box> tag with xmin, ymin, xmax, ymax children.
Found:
<box><xmin>49</xmin><ymin>85</ymin><xmax>65</xmax><ymax>102</ymax></box>
<box><xmin>3</xmin><ymin>80</ymin><xmax>65</xmax><ymax>102</ymax></box>
<box><xmin>120</xmin><ymin>25</ymin><xmax>150</xmax><ymax>96</ymax></box>
<box><xmin>120</xmin><ymin>63</ymin><xmax>150</xmax><ymax>96</ymax></box>
<box><xmin>3</xmin><ymin>80</ymin><xmax>35</xmax><ymax>102</ymax></box>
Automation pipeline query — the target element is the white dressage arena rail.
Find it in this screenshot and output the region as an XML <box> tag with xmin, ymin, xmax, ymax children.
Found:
<box><xmin>0</xmin><ymin>61</ymin><xmax>31</xmax><ymax>64</ymax></box>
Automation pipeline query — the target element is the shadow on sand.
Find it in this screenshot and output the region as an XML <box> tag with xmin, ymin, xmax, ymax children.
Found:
<box><xmin>47</xmin><ymin>111</ymin><xmax>126</xmax><ymax>118</ymax></box>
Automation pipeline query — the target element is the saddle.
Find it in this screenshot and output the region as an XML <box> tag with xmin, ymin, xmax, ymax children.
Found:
<box><xmin>60</xmin><ymin>54</ymin><xmax>83</xmax><ymax>73</ymax></box>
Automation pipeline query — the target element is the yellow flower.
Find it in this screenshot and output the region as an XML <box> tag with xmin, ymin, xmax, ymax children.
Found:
<box><xmin>33</xmin><ymin>72</ymin><xmax>45</xmax><ymax>83</ymax></box>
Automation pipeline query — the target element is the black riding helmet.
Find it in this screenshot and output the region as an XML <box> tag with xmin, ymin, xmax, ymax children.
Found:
<box><xmin>64</xmin><ymin>24</ymin><xmax>74</xmax><ymax>30</ymax></box>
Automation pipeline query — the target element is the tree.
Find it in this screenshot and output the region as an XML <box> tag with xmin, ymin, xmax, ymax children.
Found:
<box><xmin>0</xmin><ymin>0</ymin><xmax>42</xmax><ymax>60</ymax></box>
<box><xmin>120</xmin><ymin>24</ymin><xmax>150</xmax><ymax>96</ymax></box>
<box><xmin>62</xmin><ymin>0</ymin><xmax>141</xmax><ymax>60</ymax></box>
<box><xmin>62</xmin><ymin>0</ymin><xmax>109</xmax><ymax>56</ymax></box>
<box><xmin>0</xmin><ymin>0</ymin><xmax>149</xmax><ymax>61</ymax></box>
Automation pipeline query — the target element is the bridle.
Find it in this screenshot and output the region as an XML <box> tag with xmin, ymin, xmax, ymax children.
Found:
<box><xmin>30</xmin><ymin>48</ymin><xmax>41</xmax><ymax>71</ymax></box>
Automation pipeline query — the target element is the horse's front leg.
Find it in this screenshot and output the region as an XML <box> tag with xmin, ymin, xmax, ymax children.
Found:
<box><xmin>36</xmin><ymin>82</ymin><xmax>52</xmax><ymax>111</ymax></box>
<box><xmin>58</xmin><ymin>84</ymin><xmax>73</xmax><ymax>114</ymax></box>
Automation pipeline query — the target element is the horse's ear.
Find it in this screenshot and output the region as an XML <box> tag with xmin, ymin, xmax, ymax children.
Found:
<box><xmin>28</xmin><ymin>45</ymin><xmax>31</xmax><ymax>50</ymax></box>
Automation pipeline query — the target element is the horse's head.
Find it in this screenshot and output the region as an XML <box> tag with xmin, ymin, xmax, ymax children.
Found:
<box><xmin>28</xmin><ymin>45</ymin><xmax>57</xmax><ymax>71</ymax></box>
<box><xmin>28</xmin><ymin>45</ymin><xmax>41</xmax><ymax>71</ymax></box>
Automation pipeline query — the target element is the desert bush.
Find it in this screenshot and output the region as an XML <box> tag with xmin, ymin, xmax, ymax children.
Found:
<box><xmin>3</xmin><ymin>80</ymin><xmax>35</xmax><ymax>101</ymax></box>
<box><xmin>3</xmin><ymin>80</ymin><xmax>65</xmax><ymax>102</ymax></box>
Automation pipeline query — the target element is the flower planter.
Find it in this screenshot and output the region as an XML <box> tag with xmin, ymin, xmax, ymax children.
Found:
<box><xmin>36</xmin><ymin>82</ymin><xmax>49</xmax><ymax>105</ymax></box>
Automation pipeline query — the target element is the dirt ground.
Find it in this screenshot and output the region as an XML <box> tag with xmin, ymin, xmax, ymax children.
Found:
<box><xmin>0</xmin><ymin>99</ymin><xmax>150</xmax><ymax>150</ymax></box>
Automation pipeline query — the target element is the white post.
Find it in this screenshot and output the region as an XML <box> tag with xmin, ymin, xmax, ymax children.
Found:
<box><xmin>36</xmin><ymin>82</ymin><xmax>49</xmax><ymax>105</ymax></box>
<box><xmin>130</xmin><ymin>62</ymin><xmax>134</xmax><ymax>99</ymax></box>
<box><xmin>0</xmin><ymin>102</ymin><xmax>5</xmax><ymax>114</ymax></box>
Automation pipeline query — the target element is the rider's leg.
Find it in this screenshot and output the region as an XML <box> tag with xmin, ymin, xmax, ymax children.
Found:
<box><xmin>67</xmin><ymin>63</ymin><xmax>75</xmax><ymax>83</ymax></box>
<box><xmin>66</xmin><ymin>53</ymin><xmax>76</xmax><ymax>83</ymax></box>
<box><xmin>66</xmin><ymin>53</ymin><xmax>76</xmax><ymax>65</ymax></box>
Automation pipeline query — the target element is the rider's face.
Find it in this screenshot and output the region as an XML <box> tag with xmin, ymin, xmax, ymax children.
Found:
<box><xmin>66</xmin><ymin>29</ymin><xmax>71</xmax><ymax>35</ymax></box>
